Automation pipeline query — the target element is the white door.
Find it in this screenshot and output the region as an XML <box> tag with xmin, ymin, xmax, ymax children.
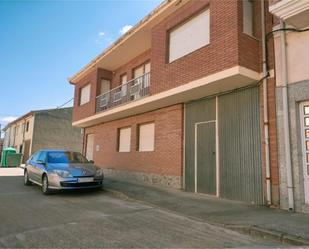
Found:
<box><xmin>86</xmin><ymin>134</ymin><xmax>94</xmax><ymax>161</ymax></box>
<box><xmin>300</xmin><ymin>101</ymin><xmax>309</xmax><ymax>204</ymax></box>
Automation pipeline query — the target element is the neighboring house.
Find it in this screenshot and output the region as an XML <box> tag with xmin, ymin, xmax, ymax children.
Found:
<box><xmin>270</xmin><ymin>0</ymin><xmax>309</xmax><ymax>213</ymax></box>
<box><xmin>3</xmin><ymin>107</ymin><xmax>83</xmax><ymax>163</ymax></box>
<box><xmin>69</xmin><ymin>0</ymin><xmax>280</xmax><ymax>207</ymax></box>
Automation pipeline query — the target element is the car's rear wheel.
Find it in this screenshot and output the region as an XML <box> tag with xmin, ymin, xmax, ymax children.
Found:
<box><xmin>42</xmin><ymin>175</ymin><xmax>51</xmax><ymax>195</ymax></box>
<box><xmin>24</xmin><ymin>170</ymin><xmax>31</xmax><ymax>186</ymax></box>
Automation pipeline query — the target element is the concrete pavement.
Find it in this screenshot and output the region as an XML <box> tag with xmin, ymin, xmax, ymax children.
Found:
<box><xmin>104</xmin><ymin>178</ymin><xmax>309</xmax><ymax>246</ymax></box>
<box><xmin>0</xmin><ymin>169</ymin><xmax>281</xmax><ymax>248</ymax></box>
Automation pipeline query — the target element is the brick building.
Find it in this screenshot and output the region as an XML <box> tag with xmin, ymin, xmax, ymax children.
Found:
<box><xmin>3</xmin><ymin>107</ymin><xmax>83</xmax><ymax>163</ymax></box>
<box><xmin>69</xmin><ymin>0</ymin><xmax>279</xmax><ymax>206</ymax></box>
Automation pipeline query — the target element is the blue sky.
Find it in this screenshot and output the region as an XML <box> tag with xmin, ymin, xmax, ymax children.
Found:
<box><xmin>0</xmin><ymin>0</ymin><xmax>161</xmax><ymax>128</ymax></box>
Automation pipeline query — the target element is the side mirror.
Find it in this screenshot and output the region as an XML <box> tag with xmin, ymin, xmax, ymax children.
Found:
<box><xmin>89</xmin><ymin>160</ymin><xmax>94</xmax><ymax>164</ymax></box>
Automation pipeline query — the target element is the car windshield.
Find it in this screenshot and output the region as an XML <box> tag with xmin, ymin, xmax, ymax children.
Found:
<box><xmin>47</xmin><ymin>151</ymin><xmax>89</xmax><ymax>164</ymax></box>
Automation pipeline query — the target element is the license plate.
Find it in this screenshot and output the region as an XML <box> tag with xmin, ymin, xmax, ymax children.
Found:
<box><xmin>78</xmin><ymin>177</ymin><xmax>94</xmax><ymax>183</ymax></box>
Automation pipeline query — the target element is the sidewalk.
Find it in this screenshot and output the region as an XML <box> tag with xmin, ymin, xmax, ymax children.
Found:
<box><xmin>104</xmin><ymin>178</ymin><xmax>309</xmax><ymax>246</ymax></box>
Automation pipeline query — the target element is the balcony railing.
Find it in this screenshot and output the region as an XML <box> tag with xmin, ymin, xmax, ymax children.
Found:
<box><xmin>96</xmin><ymin>72</ymin><xmax>150</xmax><ymax>113</ymax></box>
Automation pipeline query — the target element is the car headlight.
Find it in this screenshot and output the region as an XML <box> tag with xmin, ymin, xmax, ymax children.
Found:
<box><xmin>52</xmin><ymin>170</ymin><xmax>73</xmax><ymax>178</ymax></box>
<box><xmin>95</xmin><ymin>169</ymin><xmax>104</xmax><ymax>177</ymax></box>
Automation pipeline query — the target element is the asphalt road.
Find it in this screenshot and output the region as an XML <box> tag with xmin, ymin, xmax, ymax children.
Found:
<box><xmin>0</xmin><ymin>170</ymin><xmax>281</xmax><ymax>248</ymax></box>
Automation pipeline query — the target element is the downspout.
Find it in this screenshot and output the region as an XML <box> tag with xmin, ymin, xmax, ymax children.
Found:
<box><xmin>280</xmin><ymin>20</ymin><xmax>294</xmax><ymax>211</ymax></box>
<box><xmin>261</xmin><ymin>0</ymin><xmax>272</xmax><ymax>206</ymax></box>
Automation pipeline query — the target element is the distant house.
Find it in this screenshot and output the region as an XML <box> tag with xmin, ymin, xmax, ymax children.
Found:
<box><xmin>2</xmin><ymin>107</ymin><xmax>83</xmax><ymax>163</ymax></box>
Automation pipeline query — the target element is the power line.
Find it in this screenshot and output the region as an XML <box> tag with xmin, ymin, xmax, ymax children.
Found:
<box><xmin>57</xmin><ymin>98</ymin><xmax>74</xmax><ymax>109</ymax></box>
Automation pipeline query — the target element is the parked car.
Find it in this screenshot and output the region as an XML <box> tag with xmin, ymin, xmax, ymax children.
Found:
<box><xmin>24</xmin><ymin>150</ymin><xmax>104</xmax><ymax>194</ymax></box>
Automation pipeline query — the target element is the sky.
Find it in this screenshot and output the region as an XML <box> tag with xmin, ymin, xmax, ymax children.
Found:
<box><xmin>0</xmin><ymin>0</ymin><xmax>161</xmax><ymax>129</ymax></box>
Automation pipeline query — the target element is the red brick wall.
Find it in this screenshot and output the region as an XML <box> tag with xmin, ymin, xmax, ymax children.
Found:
<box><xmin>150</xmin><ymin>0</ymin><xmax>241</xmax><ymax>94</ymax></box>
<box><xmin>84</xmin><ymin>104</ymin><xmax>183</xmax><ymax>177</ymax></box>
<box><xmin>72</xmin><ymin>68</ymin><xmax>112</xmax><ymax>122</ymax></box>
<box><xmin>73</xmin><ymin>0</ymin><xmax>264</xmax><ymax>121</ymax></box>
<box><xmin>111</xmin><ymin>49</ymin><xmax>151</xmax><ymax>89</ymax></box>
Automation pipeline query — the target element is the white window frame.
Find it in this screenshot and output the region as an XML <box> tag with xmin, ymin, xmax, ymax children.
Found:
<box><xmin>138</xmin><ymin>123</ymin><xmax>155</xmax><ymax>152</ymax></box>
<box><xmin>79</xmin><ymin>84</ymin><xmax>91</xmax><ymax>106</ymax></box>
<box><xmin>168</xmin><ymin>9</ymin><xmax>210</xmax><ymax>63</ymax></box>
<box><xmin>243</xmin><ymin>0</ymin><xmax>254</xmax><ymax>36</ymax></box>
<box><xmin>118</xmin><ymin>127</ymin><xmax>131</xmax><ymax>152</ymax></box>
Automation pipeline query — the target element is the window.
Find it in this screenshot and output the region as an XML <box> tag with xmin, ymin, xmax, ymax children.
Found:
<box><xmin>31</xmin><ymin>151</ymin><xmax>40</xmax><ymax>162</ymax></box>
<box><xmin>79</xmin><ymin>84</ymin><xmax>91</xmax><ymax>105</ymax></box>
<box><xmin>133</xmin><ymin>61</ymin><xmax>151</xmax><ymax>79</ymax></box>
<box><xmin>37</xmin><ymin>151</ymin><xmax>47</xmax><ymax>163</ymax></box>
<box><xmin>169</xmin><ymin>9</ymin><xmax>210</xmax><ymax>63</ymax></box>
<box><xmin>26</xmin><ymin>121</ymin><xmax>29</xmax><ymax>132</ymax></box>
<box><xmin>138</xmin><ymin>123</ymin><xmax>155</xmax><ymax>152</ymax></box>
<box><xmin>99</xmin><ymin>79</ymin><xmax>111</xmax><ymax>95</ymax></box>
<box><xmin>118</xmin><ymin>127</ymin><xmax>131</xmax><ymax>152</ymax></box>
<box><xmin>243</xmin><ymin>0</ymin><xmax>254</xmax><ymax>36</ymax></box>
<box><xmin>121</xmin><ymin>74</ymin><xmax>128</xmax><ymax>96</ymax></box>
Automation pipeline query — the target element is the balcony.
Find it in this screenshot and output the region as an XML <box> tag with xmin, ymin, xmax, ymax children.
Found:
<box><xmin>96</xmin><ymin>73</ymin><xmax>150</xmax><ymax>113</ymax></box>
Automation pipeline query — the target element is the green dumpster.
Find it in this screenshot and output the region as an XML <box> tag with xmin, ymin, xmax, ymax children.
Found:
<box><xmin>6</xmin><ymin>153</ymin><xmax>23</xmax><ymax>167</ymax></box>
<box><xmin>1</xmin><ymin>147</ymin><xmax>16</xmax><ymax>167</ymax></box>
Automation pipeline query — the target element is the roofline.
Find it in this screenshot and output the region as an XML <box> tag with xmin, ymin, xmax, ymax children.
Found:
<box><xmin>68</xmin><ymin>0</ymin><xmax>175</xmax><ymax>85</ymax></box>
<box><xmin>2</xmin><ymin>107</ymin><xmax>73</xmax><ymax>131</ymax></box>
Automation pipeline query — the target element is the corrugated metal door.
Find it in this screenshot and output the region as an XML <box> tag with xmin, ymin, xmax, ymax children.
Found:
<box><xmin>196</xmin><ymin>122</ymin><xmax>216</xmax><ymax>195</ymax></box>
<box><xmin>218</xmin><ymin>87</ymin><xmax>263</xmax><ymax>204</ymax></box>
<box><xmin>185</xmin><ymin>86</ymin><xmax>263</xmax><ymax>204</ymax></box>
<box><xmin>185</xmin><ymin>98</ymin><xmax>216</xmax><ymax>192</ymax></box>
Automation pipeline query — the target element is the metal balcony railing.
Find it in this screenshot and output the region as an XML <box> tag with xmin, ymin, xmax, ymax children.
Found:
<box><xmin>96</xmin><ymin>72</ymin><xmax>150</xmax><ymax>113</ymax></box>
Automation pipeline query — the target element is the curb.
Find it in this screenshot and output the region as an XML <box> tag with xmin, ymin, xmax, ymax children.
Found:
<box><xmin>105</xmin><ymin>186</ymin><xmax>309</xmax><ymax>246</ymax></box>
<box><xmin>225</xmin><ymin>225</ymin><xmax>309</xmax><ymax>246</ymax></box>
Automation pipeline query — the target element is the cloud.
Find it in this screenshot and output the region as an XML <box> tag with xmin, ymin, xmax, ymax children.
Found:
<box><xmin>95</xmin><ymin>31</ymin><xmax>114</xmax><ymax>47</ymax></box>
<box><xmin>119</xmin><ymin>25</ymin><xmax>133</xmax><ymax>35</ymax></box>
<box><xmin>1</xmin><ymin>116</ymin><xmax>18</xmax><ymax>123</ymax></box>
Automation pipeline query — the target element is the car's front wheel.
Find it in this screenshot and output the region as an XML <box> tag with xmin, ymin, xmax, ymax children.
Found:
<box><xmin>42</xmin><ymin>175</ymin><xmax>51</xmax><ymax>195</ymax></box>
<box><xmin>24</xmin><ymin>170</ymin><xmax>32</xmax><ymax>186</ymax></box>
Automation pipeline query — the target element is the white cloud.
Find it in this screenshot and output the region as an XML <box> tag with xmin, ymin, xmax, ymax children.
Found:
<box><xmin>1</xmin><ymin>116</ymin><xmax>18</xmax><ymax>123</ymax></box>
<box><xmin>119</xmin><ymin>25</ymin><xmax>133</xmax><ymax>35</ymax></box>
<box><xmin>98</xmin><ymin>32</ymin><xmax>105</xmax><ymax>36</ymax></box>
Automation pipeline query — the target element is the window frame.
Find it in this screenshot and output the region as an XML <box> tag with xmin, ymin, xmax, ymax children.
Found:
<box><xmin>167</xmin><ymin>7</ymin><xmax>210</xmax><ymax>63</ymax></box>
<box><xmin>137</xmin><ymin>122</ymin><xmax>155</xmax><ymax>152</ymax></box>
<box><xmin>132</xmin><ymin>60</ymin><xmax>151</xmax><ymax>80</ymax></box>
<box><xmin>79</xmin><ymin>83</ymin><xmax>91</xmax><ymax>106</ymax></box>
<box><xmin>117</xmin><ymin>126</ymin><xmax>132</xmax><ymax>153</ymax></box>
<box><xmin>242</xmin><ymin>0</ymin><xmax>255</xmax><ymax>37</ymax></box>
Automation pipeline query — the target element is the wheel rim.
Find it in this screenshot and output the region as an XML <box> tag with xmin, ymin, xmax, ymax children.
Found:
<box><xmin>43</xmin><ymin>177</ymin><xmax>48</xmax><ymax>192</ymax></box>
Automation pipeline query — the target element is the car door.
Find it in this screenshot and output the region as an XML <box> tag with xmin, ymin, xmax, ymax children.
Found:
<box><xmin>32</xmin><ymin>151</ymin><xmax>47</xmax><ymax>183</ymax></box>
<box><xmin>27</xmin><ymin>152</ymin><xmax>40</xmax><ymax>181</ymax></box>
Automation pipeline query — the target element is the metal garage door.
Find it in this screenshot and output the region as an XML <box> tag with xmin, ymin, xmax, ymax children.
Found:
<box><xmin>218</xmin><ymin>87</ymin><xmax>263</xmax><ymax>204</ymax></box>
<box><xmin>185</xmin><ymin>98</ymin><xmax>216</xmax><ymax>193</ymax></box>
<box><xmin>185</xmin><ymin>87</ymin><xmax>263</xmax><ymax>204</ymax></box>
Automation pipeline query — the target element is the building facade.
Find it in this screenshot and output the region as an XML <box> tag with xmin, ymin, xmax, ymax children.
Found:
<box><xmin>3</xmin><ymin>107</ymin><xmax>83</xmax><ymax>163</ymax></box>
<box><xmin>69</xmin><ymin>0</ymin><xmax>280</xmax><ymax>206</ymax></box>
<box><xmin>270</xmin><ymin>0</ymin><xmax>309</xmax><ymax>212</ymax></box>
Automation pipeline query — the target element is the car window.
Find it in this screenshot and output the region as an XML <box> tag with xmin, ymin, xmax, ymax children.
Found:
<box><xmin>30</xmin><ymin>151</ymin><xmax>40</xmax><ymax>162</ymax></box>
<box><xmin>37</xmin><ymin>152</ymin><xmax>47</xmax><ymax>163</ymax></box>
<box><xmin>47</xmin><ymin>151</ymin><xmax>89</xmax><ymax>164</ymax></box>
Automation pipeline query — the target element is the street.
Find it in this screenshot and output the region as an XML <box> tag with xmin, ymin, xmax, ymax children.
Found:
<box><xmin>0</xmin><ymin>169</ymin><xmax>281</xmax><ymax>248</ymax></box>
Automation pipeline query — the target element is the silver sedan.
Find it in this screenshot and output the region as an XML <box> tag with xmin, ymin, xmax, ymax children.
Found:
<box><xmin>24</xmin><ymin>150</ymin><xmax>104</xmax><ymax>194</ymax></box>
